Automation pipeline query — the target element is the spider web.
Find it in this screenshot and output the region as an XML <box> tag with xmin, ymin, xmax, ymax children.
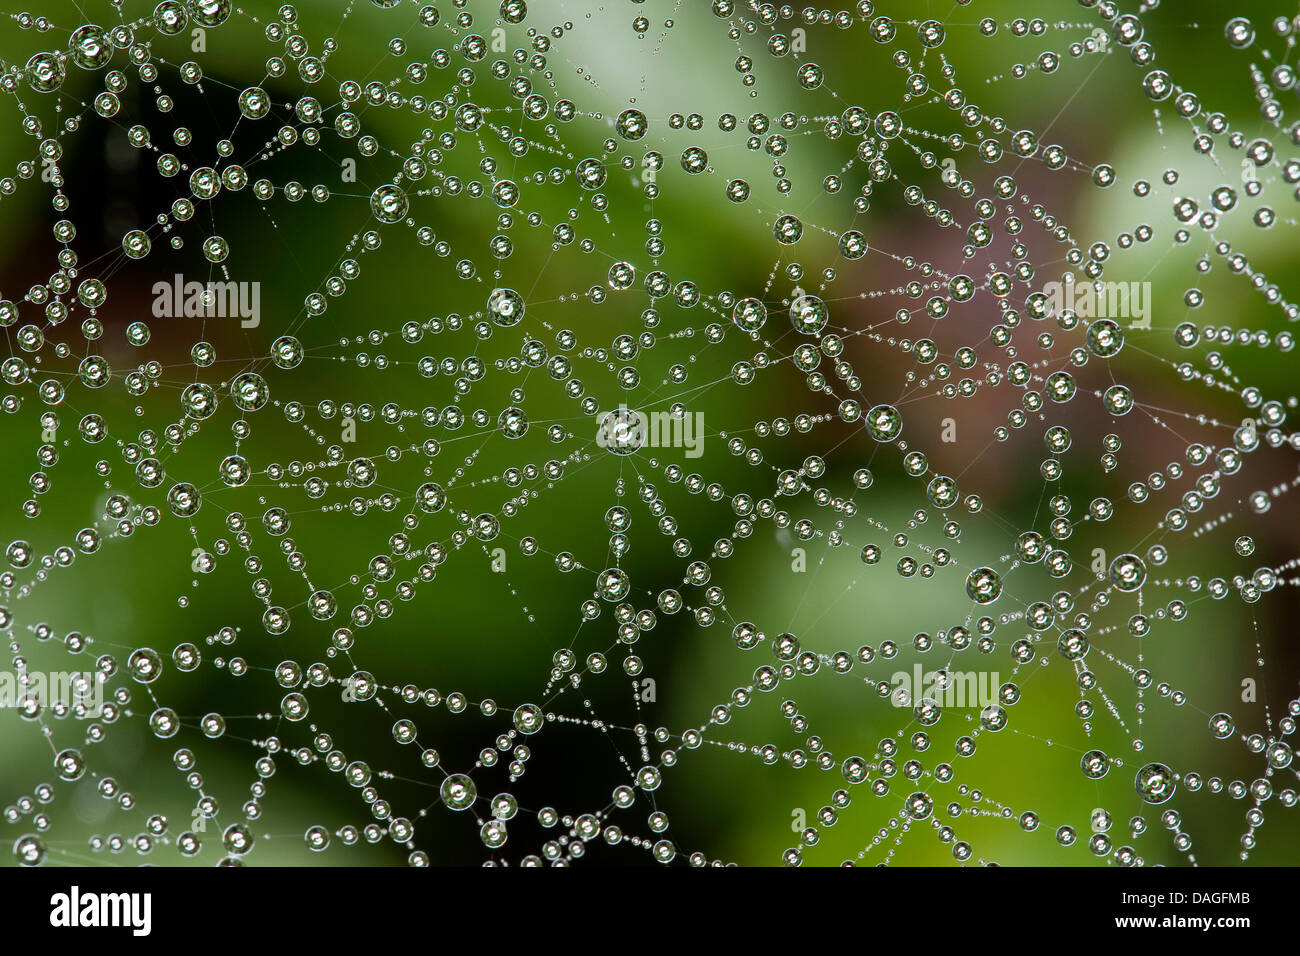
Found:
<box><xmin>2</xmin><ymin>0</ymin><xmax>1299</xmax><ymax>867</ymax></box>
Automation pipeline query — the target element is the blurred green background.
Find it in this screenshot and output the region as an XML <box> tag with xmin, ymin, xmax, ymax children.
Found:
<box><xmin>1</xmin><ymin>0</ymin><xmax>1298</xmax><ymax>866</ymax></box>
